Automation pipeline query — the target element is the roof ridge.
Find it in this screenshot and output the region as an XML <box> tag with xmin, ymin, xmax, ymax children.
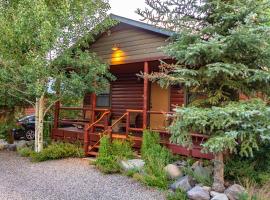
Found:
<box><xmin>109</xmin><ymin>13</ymin><xmax>174</xmax><ymax>37</ymax></box>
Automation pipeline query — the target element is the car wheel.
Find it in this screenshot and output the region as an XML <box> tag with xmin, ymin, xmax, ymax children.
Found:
<box><xmin>25</xmin><ymin>129</ymin><xmax>35</xmax><ymax>140</ymax></box>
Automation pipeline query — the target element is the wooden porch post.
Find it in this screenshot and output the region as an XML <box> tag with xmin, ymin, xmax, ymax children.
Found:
<box><xmin>143</xmin><ymin>61</ymin><xmax>149</xmax><ymax>129</ymax></box>
<box><xmin>84</xmin><ymin>92</ymin><xmax>96</xmax><ymax>155</ymax></box>
<box><xmin>91</xmin><ymin>93</ymin><xmax>97</xmax><ymax>123</ymax></box>
<box><xmin>53</xmin><ymin>80</ymin><xmax>61</xmax><ymax>130</ymax></box>
<box><xmin>53</xmin><ymin>101</ymin><xmax>60</xmax><ymax>129</ymax></box>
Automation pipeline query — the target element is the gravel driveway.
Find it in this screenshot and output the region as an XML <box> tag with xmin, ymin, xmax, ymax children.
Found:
<box><xmin>0</xmin><ymin>151</ymin><xmax>165</xmax><ymax>200</ymax></box>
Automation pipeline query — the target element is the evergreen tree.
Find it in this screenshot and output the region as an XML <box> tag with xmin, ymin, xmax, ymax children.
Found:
<box><xmin>138</xmin><ymin>0</ymin><xmax>270</xmax><ymax>191</ymax></box>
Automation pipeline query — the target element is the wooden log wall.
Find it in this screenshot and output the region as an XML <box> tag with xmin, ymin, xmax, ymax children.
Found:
<box><xmin>170</xmin><ymin>85</ymin><xmax>185</xmax><ymax>111</ymax></box>
<box><xmin>111</xmin><ymin>72</ymin><xmax>144</xmax><ymax>118</ymax></box>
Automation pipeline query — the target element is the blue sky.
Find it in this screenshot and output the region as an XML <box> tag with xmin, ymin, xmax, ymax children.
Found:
<box><xmin>109</xmin><ymin>0</ymin><xmax>146</xmax><ymax>21</ymax></box>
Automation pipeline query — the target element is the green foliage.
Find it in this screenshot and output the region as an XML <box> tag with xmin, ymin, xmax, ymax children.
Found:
<box><xmin>139</xmin><ymin>0</ymin><xmax>270</xmax><ymax>106</ymax></box>
<box><xmin>225</xmin><ymin>142</ymin><xmax>270</xmax><ymax>185</ymax></box>
<box><xmin>140</xmin><ymin>130</ymin><xmax>174</xmax><ymax>189</ymax></box>
<box><xmin>183</xmin><ymin>167</ymin><xmax>213</xmax><ymax>187</ymax></box>
<box><xmin>238</xmin><ymin>193</ymin><xmax>258</xmax><ymax>200</ymax></box>
<box><xmin>17</xmin><ymin>147</ymin><xmax>33</xmax><ymax>157</ymax></box>
<box><xmin>30</xmin><ymin>142</ymin><xmax>83</xmax><ymax>162</ymax></box>
<box><xmin>0</xmin><ymin>0</ymin><xmax>114</xmax><ymax>101</ymax></box>
<box><xmin>170</xmin><ymin>99</ymin><xmax>270</xmax><ymax>156</ymax></box>
<box><xmin>0</xmin><ymin>0</ymin><xmax>115</xmax><ymax>151</ymax></box>
<box><xmin>95</xmin><ymin>136</ymin><xmax>134</xmax><ymax>174</ymax></box>
<box><xmin>111</xmin><ymin>139</ymin><xmax>134</xmax><ymax>160</ymax></box>
<box><xmin>166</xmin><ymin>189</ymin><xmax>188</xmax><ymax>200</ymax></box>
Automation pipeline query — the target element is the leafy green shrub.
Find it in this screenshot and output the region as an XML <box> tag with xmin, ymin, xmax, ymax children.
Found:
<box><xmin>30</xmin><ymin>142</ymin><xmax>83</xmax><ymax>162</ymax></box>
<box><xmin>140</xmin><ymin>130</ymin><xmax>174</xmax><ymax>189</ymax></box>
<box><xmin>225</xmin><ymin>142</ymin><xmax>270</xmax><ymax>185</ymax></box>
<box><xmin>166</xmin><ymin>189</ymin><xmax>188</xmax><ymax>200</ymax></box>
<box><xmin>111</xmin><ymin>139</ymin><xmax>134</xmax><ymax>160</ymax></box>
<box><xmin>17</xmin><ymin>147</ymin><xmax>33</xmax><ymax>157</ymax></box>
<box><xmin>95</xmin><ymin>136</ymin><xmax>134</xmax><ymax>174</ymax></box>
<box><xmin>183</xmin><ymin>167</ymin><xmax>213</xmax><ymax>186</ymax></box>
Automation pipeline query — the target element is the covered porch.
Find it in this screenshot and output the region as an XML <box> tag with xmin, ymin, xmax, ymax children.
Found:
<box><xmin>51</xmin><ymin>60</ymin><xmax>212</xmax><ymax>159</ymax></box>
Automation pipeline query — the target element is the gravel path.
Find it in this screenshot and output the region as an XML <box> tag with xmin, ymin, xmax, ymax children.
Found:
<box><xmin>0</xmin><ymin>151</ymin><xmax>165</xmax><ymax>200</ymax></box>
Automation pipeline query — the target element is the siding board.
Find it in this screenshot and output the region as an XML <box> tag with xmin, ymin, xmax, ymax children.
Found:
<box><xmin>111</xmin><ymin>72</ymin><xmax>143</xmax><ymax>118</ymax></box>
<box><xmin>90</xmin><ymin>23</ymin><xmax>168</xmax><ymax>65</ymax></box>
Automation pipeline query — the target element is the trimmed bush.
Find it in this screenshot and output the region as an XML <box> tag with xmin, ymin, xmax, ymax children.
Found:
<box><xmin>140</xmin><ymin>130</ymin><xmax>174</xmax><ymax>189</ymax></box>
<box><xmin>95</xmin><ymin>136</ymin><xmax>134</xmax><ymax>174</ymax></box>
<box><xmin>31</xmin><ymin>142</ymin><xmax>83</xmax><ymax>162</ymax></box>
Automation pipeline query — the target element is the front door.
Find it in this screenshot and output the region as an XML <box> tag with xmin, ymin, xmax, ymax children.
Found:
<box><xmin>150</xmin><ymin>82</ymin><xmax>169</xmax><ymax>130</ymax></box>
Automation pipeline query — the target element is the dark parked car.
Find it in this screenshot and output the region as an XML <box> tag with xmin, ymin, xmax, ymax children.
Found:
<box><xmin>13</xmin><ymin>115</ymin><xmax>35</xmax><ymax>140</ymax></box>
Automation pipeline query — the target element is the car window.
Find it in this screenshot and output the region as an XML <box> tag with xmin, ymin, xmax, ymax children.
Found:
<box><xmin>28</xmin><ymin>116</ymin><xmax>35</xmax><ymax>122</ymax></box>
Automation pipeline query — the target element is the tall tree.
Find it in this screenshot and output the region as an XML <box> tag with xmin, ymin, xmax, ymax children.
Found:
<box><xmin>137</xmin><ymin>0</ymin><xmax>270</xmax><ymax>191</ymax></box>
<box><xmin>0</xmin><ymin>0</ymin><xmax>114</xmax><ymax>152</ymax></box>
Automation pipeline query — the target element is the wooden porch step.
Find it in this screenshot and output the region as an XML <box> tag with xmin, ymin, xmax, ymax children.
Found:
<box><xmin>87</xmin><ymin>151</ymin><xmax>99</xmax><ymax>156</ymax></box>
<box><xmin>88</xmin><ymin>145</ymin><xmax>100</xmax><ymax>150</ymax></box>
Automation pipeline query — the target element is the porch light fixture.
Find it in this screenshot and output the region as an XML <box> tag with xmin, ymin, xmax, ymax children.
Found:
<box><xmin>112</xmin><ymin>44</ymin><xmax>120</xmax><ymax>51</ymax></box>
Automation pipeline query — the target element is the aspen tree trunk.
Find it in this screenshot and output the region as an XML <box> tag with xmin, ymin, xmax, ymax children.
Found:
<box><xmin>34</xmin><ymin>95</ymin><xmax>45</xmax><ymax>152</ymax></box>
<box><xmin>212</xmin><ymin>152</ymin><xmax>225</xmax><ymax>192</ymax></box>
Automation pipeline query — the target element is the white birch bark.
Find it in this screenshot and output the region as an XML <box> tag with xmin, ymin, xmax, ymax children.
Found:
<box><xmin>34</xmin><ymin>95</ymin><xmax>45</xmax><ymax>152</ymax></box>
<box><xmin>34</xmin><ymin>98</ymin><xmax>39</xmax><ymax>152</ymax></box>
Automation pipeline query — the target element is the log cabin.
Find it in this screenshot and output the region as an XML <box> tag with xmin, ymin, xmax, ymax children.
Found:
<box><xmin>52</xmin><ymin>14</ymin><xmax>213</xmax><ymax>159</ymax></box>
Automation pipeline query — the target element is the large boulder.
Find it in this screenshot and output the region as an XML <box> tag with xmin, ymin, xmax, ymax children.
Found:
<box><xmin>120</xmin><ymin>159</ymin><xmax>145</xmax><ymax>171</ymax></box>
<box><xmin>164</xmin><ymin>164</ymin><xmax>183</xmax><ymax>179</ymax></box>
<box><xmin>224</xmin><ymin>184</ymin><xmax>245</xmax><ymax>200</ymax></box>
<box><xmin>187</xmin><ymin>185</ymin><xmax>210</xmax><ymax>200</ymax></box>
<box><xmin>170</xmin><ymin>175</ymin><xmax>195</xmax><ymax>192</ymax></box>
<box><xmin>211</xmin><ymin>191</ymin><xmax>228</xmax><ymax>200</ymax></box>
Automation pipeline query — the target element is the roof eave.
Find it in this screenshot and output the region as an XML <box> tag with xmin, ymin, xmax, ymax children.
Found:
<box><xmin>109</xmin><ymin>14</ymin><xmax>174</xmax><ymax>37</ymax></box>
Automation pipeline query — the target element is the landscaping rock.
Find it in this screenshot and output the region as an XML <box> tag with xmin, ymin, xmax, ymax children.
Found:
<box><xmin>187</xmin><ymin>185</ymin><xmax>210</xmax><ymax>200</ymax></box>
<box><xmin>0</xmin><ymin>144</ymin><xmax>5</xmax><ymax>150</ymax></box>
<box><xmin>191</xmin><ymin>161</ymin><xmax>201</xmax><ymax>169</ymax></box>
<box><xmin>210</xmin><ymin>191</ymin><xmax>229</xmax><ymax>200</ymax></box>
<box><xmin>164</xmin><ymin>164</ymin><xmax>183</xmax><ymax>179</ymax></box>
<box><xmin>170</xmin><ymin>175</ymin><xmax>195</xmax><ymax>192</ymax></box>
<box><xmin>202</xmin><ymin>186</ymin><xmax>211</xmax><ymax>192</ymax></box>
<box><xmin>16</xmin><ymin>140</ymin><xmax>27</xmax><ymax>149</ymax></box>
<box><xmin>173</xmin><ymin>160</ymin><xmax>187</xmax><ymax>168</ymax></box>
<box><xmin>0</xmin><ymin>139</ymin><xmax>7</xmax><ymax>150</ymax></box>
<box><xmin>120</xmin><ymin>159</ymin><xmax>145</xmax><ymax>171</ymax></box>
<box><xmin>211</xmin><ymin>191</ymin><xmax>223</xmax><ymax>197</ymax></box>
<box><xmin>211</xmin><ymin>193</ymin><xmax>228</xmax><ymax>200</ymax></box>
<box><xmin>194</xmin><ymin>165</ymin><xmax>212</xmax><ymax>181</ymax></box>
<box><xmin>224</xmin><ymin>184</ymin><xmax>245</xmax><ymax>200</ymax></box>
<box><xmin>6</xmin><ymin>144</ymin><xmax>17</xmax><ymax>151</ymax></box>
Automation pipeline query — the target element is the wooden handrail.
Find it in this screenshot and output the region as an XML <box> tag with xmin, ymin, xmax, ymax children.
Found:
<box><xmin>59</xmin><ymin>120</ymin><xmax>86</xmax><ymax>125</ymax></box>
<box><xmin>126</xmin><ymin>109</ymin><xmax>143</xmax><ymax>113</ymax></box>
<box><xmin>60</xmin><ymin>106</ymin><xmax>92</xmax><ymax>111</ymax></box>
<box><xmin>147</xmin><ymin>110</ymin><xmax>174</xmax><ymax>115</ymax></box>
<box><xmin>111</xmin><ymin>113</ymin><xmax>127</xmax><ymax>128</ymax></box>
<box><xmin>86</xmin><ymin>111</ymin><xmax>110</xmax><ymax>131</ymax></box>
